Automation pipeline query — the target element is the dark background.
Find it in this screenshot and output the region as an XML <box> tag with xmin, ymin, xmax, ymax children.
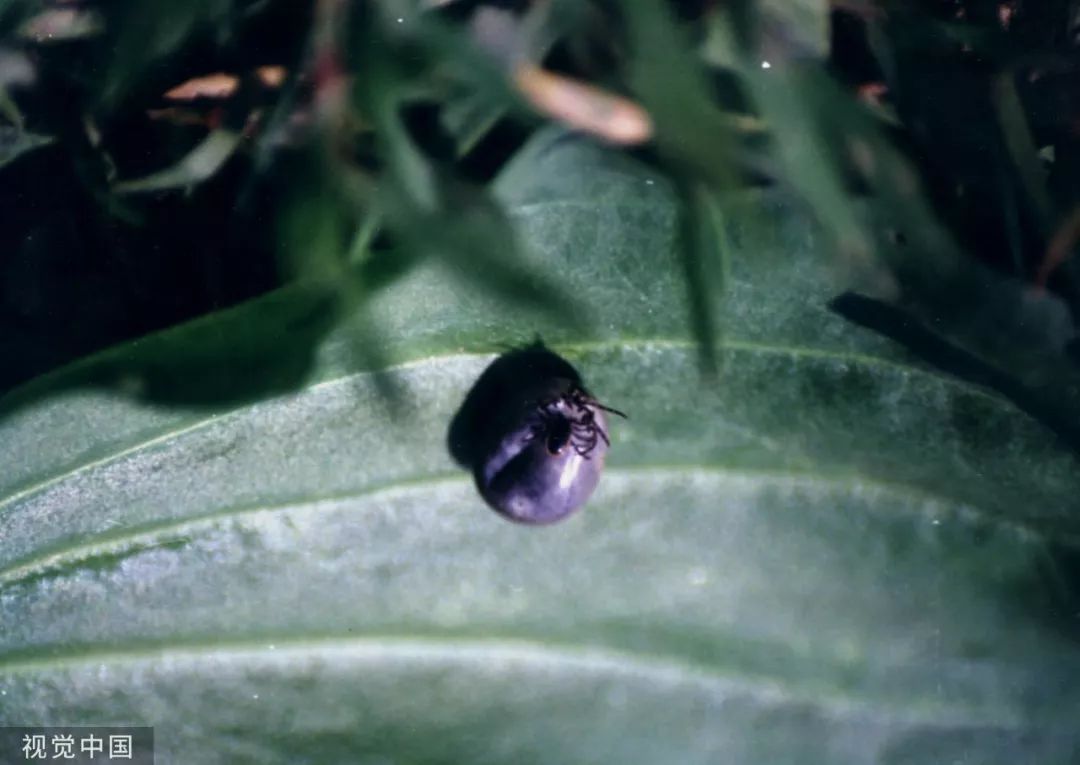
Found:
<box><xmin>1</xmin><ymin>0</ymin><xmax>1078</xmax><ymax>394</ymax></box>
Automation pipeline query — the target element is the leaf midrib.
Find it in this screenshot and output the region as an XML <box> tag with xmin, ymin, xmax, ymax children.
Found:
<box><xmin>0</xmin><ymin>336</ymin><xmax>1002</xmax><ymax>518</ymax></box>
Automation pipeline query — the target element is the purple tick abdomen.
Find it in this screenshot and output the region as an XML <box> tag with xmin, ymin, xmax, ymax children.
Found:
<box><xmin>447</xmin><ymin>345</ymin><xmax>624</xmax><ymax>525</ymax></box>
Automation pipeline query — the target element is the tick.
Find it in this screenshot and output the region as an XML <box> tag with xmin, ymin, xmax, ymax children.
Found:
<box><xmin>447</xmin><ymin>344</ymin><xmax>625</xmax><ymax>525</ymax></box>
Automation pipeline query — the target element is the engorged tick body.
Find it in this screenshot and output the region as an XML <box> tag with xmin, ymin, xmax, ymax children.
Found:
<box><xmin>447</xmin><ymin>344</ymin><xmax>625</xmax><ymax>525</ymax></box>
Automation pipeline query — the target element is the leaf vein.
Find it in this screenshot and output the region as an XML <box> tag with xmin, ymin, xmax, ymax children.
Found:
<box><xmin>0</xmin><ymin>338</ymin><xmax>1008</xmax><ymax>518</ymax></box>
<box><xmin>0</xmin><ymin>634</ymin><xmax>1028</xmax><ymax>731</ymax></box>
<box><xmin>0</xmin><ymin>466</ymin><xmax>1043</xmax><ymax>590</ymax></box>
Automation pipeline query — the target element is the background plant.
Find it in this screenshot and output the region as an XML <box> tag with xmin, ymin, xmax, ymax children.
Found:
<box><xmin>0</xmin><ymin>0</ymin><xmax>1075</xmax><ymax>401</ymax></box>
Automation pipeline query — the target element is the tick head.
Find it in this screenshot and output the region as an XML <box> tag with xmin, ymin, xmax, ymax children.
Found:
<box><xmin>543</xmin><ymin>415</ymin><xmax>573</xmax><ymax>455</ymax></box>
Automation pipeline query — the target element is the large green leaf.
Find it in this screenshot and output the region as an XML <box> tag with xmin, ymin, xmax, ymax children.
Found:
<box><xmin>1</xmin><ymin>129</ymin><xmax>1079</xmax><ymax>764</ymax></box>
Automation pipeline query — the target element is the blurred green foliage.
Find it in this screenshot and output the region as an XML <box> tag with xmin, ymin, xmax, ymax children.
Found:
<box><xmin>0</xmin><ymin>0</ymin><xmax>1077</xmax><ymax>421</ymax></box>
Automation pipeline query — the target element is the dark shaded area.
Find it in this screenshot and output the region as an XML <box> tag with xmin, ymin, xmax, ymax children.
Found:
<box><xmin>0</xmin><ymin>142</ymin><xmax>282</xmax><ymax>393</ymax></box>
<box><xmin>675</xmin><ymin>181</ymin><xmax>722</xmax><ymax>376</ymax></box>
<box><xmin>0</xmin><ymin>284</ymin><xmax>340</xmax><ymax>422</ymax></box>
<box><xmin>829</xmin><ymin>291</ymin><xmax>1080</xmax><ymax>455</ymax></box>
<box><xmin>831</xmin><ymin>1</ymin><xmax>1080</xmax><ymax>317</ymax></box>
<box><xmin>879</xmin><ymin>726</ymin><xmax>1072</xmax><ymax>765</ymax></box>
<box><xmin>447</xmin><ymin>341</ymin><xmax>582</xmax><ymax>469</ymax></box>
<box><xmin>0</xmin><ymin>0</ymin><xmax>314</xmax><ymax>395</ymax></box>
<box><xmin>1022</xmin><ymin>542</ymin><xmax>1080</xmax><ymax>644</ymax></box>
<box><xmin>835</xmin><ymin>289</ymin><xmax>1080</xmax><ymax>643</ymax></box>
<box><xmin>457</xmin><ymin>116</ymin><xmax>534</xmax><ymax>182</ymax></box>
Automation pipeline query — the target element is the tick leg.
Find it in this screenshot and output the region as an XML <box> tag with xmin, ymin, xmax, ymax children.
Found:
<box><xmin>580</xmin><ymin>418</ymin><xmax>609</xmax><ymax>447</ymax></box>
<box><xmin>568</xmin><ymin>386</ymin><xmax>627</xmax><ymax>420</ymax></box>
<box><xmin>569</xmin><ymin>423</ymin><xmax>597</xmax><ymax>457</ymax></box>
<box><xmin>573</xmin><ymin>433</ymin><xmax>596</xmax><ymax>457</ymax></box>
<box><xmin>592</xmin><ymin>402</ymin><xmax>627</xmax><ymax>419</ymax></box>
